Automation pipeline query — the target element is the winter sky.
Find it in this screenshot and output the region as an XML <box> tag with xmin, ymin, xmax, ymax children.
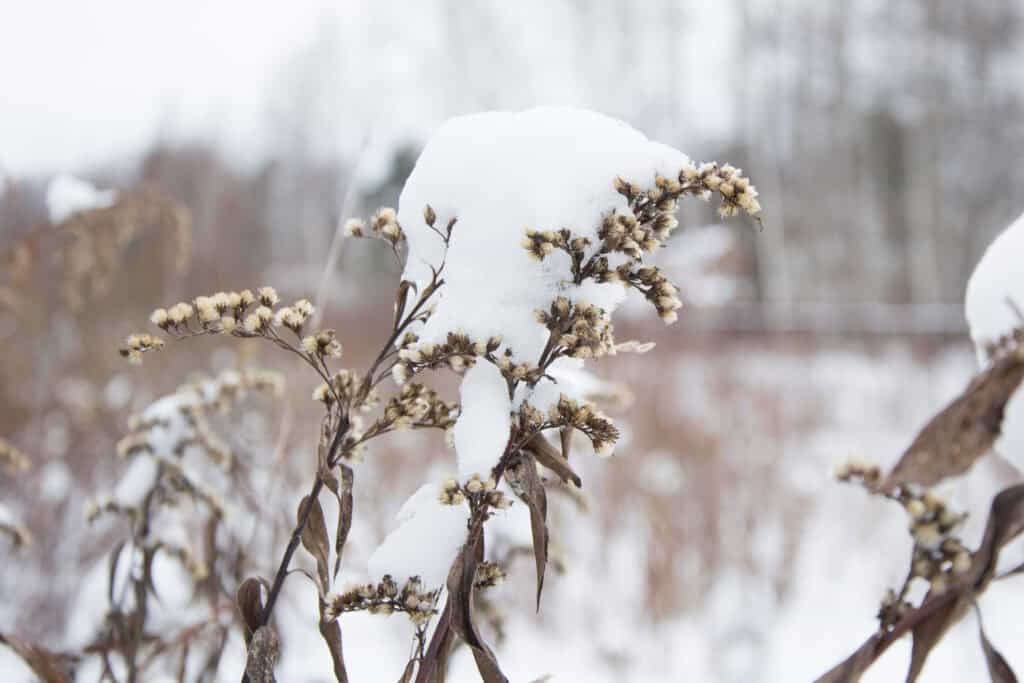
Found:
<box><xmin>0</xmin><ymin>0</ymin><xmax>342</xmax><ymax>175</ymax></box>
<box><xmin>1</xmin><ymin>1</ymin><xmax>737</xmax><ymax>179</ymax></box>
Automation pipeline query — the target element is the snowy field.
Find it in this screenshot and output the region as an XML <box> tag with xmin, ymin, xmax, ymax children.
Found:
<box><xmin>4</xmin><ymin>338</ymin><xmax>1021</xmax><ymax>682</ymax></box>
<box><xmin>2</xmin><ymin>107</ymin><xmax>1023</xmax><ymax>682</ymax></box>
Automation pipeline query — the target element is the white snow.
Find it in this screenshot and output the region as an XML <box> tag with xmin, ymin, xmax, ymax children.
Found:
<box><xmin>367</xmin><ymin>482</ymin><xmax>469</xmax><ymax>589</ymax></box>
<box><xmin>113</xmin><ymin>455</ymin><xmax>160</xmax><ymax>507</ymax></box>
<box><xmin>38</xmin><ymin>460</ymin><xmax>72</xmax><ymax>501</ymax></box>
<box><xmin>397</xmin><ymin>107</ymin><xmax>691</xmax><ymax>364</ymax></box>
<box><xmin>45</xmin><ymin>173</ymin><xmax>117</xmax><ymax>223</ymax></box>
<box><xmin>453</xmin><ymin>361</ymin><xmax>511</xmax><ymax>480</ymax></box>
<box><xmin>965</xmin><ymin>210</ymin><xmax>1024</xmax><ymax>470</ymax></box>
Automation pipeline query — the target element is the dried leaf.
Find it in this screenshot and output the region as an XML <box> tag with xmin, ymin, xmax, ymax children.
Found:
<box><xmin>813</xmin><ymin>633</ymin><xmax>882</xmax><ymax>683</ymax></box>
<box><xmin>446</xmin><ymin>540</ymin><xmax>508</xmax><ymax>683</ymax></box>
<box><xmin>886</xmin><ymin>352</ymin><xmax>1024</xmax><ymax>489</ymax></box>
<box><xmin>975</xmin><ymin>605</ymin><xmax>1018</xmax><ymax>683</ymax></box>
<box><xmin>142</xmin><ymin>544</ymin><xmax>162</xmax><ymax>602</ymax></box>
<box><xmin>906</xmin><ymin>593</ymin><xmax>971</xmax><ymax>682</ymax></box>
<box><xmin>0</xmin><ymin>634</ymin><xmax>74</xmax><ymax>683</ymax></box>
<box><xmin>324</xmin><ymin>465</ymin><xmax>354</xmax><ymax>579</ymax></box>
<box><xmin>510</xmin><ymin>452</ymin><xmax>549</xmax><ymax>609</ymax></box>
<box><xmin>236</xmin><ymin>577</ymin><xmax>268</xmax><ymax>644</ymax></box>
<box><xmin>244</xmin><ymin>626</ymin><xmax>280</xmax><ymax>683</ymax></box>
<box><xmin>971</xmin><ymin>484</ymin><xmax>1024</xmax><ymax>588</ymax></box>
<box><xmin>318</xmin><ymin>608</ymin><xmax>349</xmax><ymax>683</ymax></box>
<box><xmin>394</xmin><ymin>280</ymin><xmax>413</xmax><ymax>327</ymax></box>
<box><xmin>298</xmin><ymin>495</ymin><xmax>331</xmax><ymax>592</ymax></box>
<box><xmin>107</xmin><ymin>539</ymin><xmax>127</xmax><ymax>604</ymax></box>
<box><xmin>415</xmin><ymin>597</ymin><xmax>453</xmax><ymax>683</ymax></box>
<box><xmin>525</xmin><ymin>432</ymin><xmax>581</xmax><ymax>488</ymax></box>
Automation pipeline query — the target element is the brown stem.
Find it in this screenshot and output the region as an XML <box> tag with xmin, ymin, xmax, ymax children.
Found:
<box><xmin>258</xmin><ymin>422</ymin><xmax>348</xmax><ymax>628</ymax></box>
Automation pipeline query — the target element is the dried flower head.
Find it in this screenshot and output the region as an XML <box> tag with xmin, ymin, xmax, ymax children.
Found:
<box><xmin>324</xmin><ymin>576</ymin><xmax>437</xmax><ymax>626</ymax></box>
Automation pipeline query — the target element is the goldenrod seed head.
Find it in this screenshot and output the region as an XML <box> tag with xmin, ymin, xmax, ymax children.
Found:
<box><xmin>258</xmin><ymin>286</ymin><xmax>279</xmax><ymax>307</ymax></box>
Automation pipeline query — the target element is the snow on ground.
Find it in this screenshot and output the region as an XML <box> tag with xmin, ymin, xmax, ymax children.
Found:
<box><xmin>296</xmin><ymin>344</ymin><xmax>1020</xmax><ymax>682</ymax></box>
<box><xmin>3</xmin><ymin>340</ymin><xmax>1020</xmax><ymax>682</ymax></box>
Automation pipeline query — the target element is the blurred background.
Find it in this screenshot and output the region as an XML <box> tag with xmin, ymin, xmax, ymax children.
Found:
<box><xmin>2</xmin><ymin>1</ymin><xmax>1023</xmax><ymax>681</ymax></box>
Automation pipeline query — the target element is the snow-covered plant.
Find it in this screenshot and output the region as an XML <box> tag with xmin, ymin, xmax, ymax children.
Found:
<box><xmin>103</xmin><ymin>108</ymin><xmax>762</xmax><ymax>682</ymax></box>
<box><xmin>64</xmin><ymin>369</ymin><xmax>284</xmax><ymax>682</ymax></box>
<box><xmin>817</xmin><ymin>211</ymin><xmax>1024</xmax><ymax>683</ymax></box>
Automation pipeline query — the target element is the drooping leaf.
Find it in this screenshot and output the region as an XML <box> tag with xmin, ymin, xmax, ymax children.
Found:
<box><xmin>298</xmin><ymin>495</ymin><xmax>331</xmax><ymax>592</ymax></box>
<box><xmin>906</xmin><ymin>593</ymin><xmax>971</xmax><ymax>682</ymax></box>
<box><xmin>526</xmin><ymin>433</ymin><xmax>581</xmax><ymax>488</ymax></box>
<box><xmin>106</xmin><ymin>539</ymin><xmax>127</xmax><ymax>604</ymax></box>
<box><xmin>886</xmin><ymin>353</ymin><xmax>1024</xmax><ymax>490</ymax></box>
<box><xmin>559</xmin><ymin>426</ymin><xmax>572</xmax><ymax>462</ymax></box>
<box><xmin>236</xmin><ymin>577</ymin><xmax>268</xmax><ymax>644</ymax></box>
<box><xmin>445</xmin><ymin>539</ymin><xmax>508</xmax><ymax>683</ymax></box>
<box><xmin>981</xmin><ymin>633</ymin><xmax>1019</xmax><ymax>683</ymax></box>
<box><xmin>0</xmin><ymin>634</ymin><xmax>74</xmax><ymax>683</ymax></box>
<box><xmin>970</xmin><ymin>484</ymin><xmax>1024</xmax><ymax>588</ymax></box>
<box><xmin>975</xmin><ymin>604</ymin><xmax>1018</xmax><ymax>683</ymax></box>
<box><xmin>813</xmin><ymin>633</ymin><xmax>882</xmax><ymax>683</ymax></box>
<box><xmin>323</xmin><ymin>464</ymin><xmax>354</xmax><ymax>579</ymax></box>
<box><xmin>394</xmin><ymin>280</ymin><xmax>414</xmax><ymax>327</ymax></box>
<box><xmin>509</xmin><ymin>452</ymin><xmax>549</xmax><ymax>609</ymax></box>
<box><xmin>318</xmin><ymin>604</ymin><xmax>349</xmax><ymax>683</ymax></box>
<box><xmin>142</xmin><ymin>544</ymin><xmax>162</xmax><ymax>602</ymax></box>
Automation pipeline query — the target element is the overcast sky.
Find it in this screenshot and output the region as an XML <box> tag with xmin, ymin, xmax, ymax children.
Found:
<box><xmin>1</xmin><ymin>0</ymin><xmax>342</xmax><ymax>175</ymax></box>
<box><xmin>1</xmin><ymin>1</ymin><xmax>735</xmax><ymax>180</ymax></box>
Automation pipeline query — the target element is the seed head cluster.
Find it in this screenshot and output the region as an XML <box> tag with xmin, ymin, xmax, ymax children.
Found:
<box><xmin>120</xmin><ymin>333</ymin><xmax>165</xmax><ymax>364</ymax></box>
<box><xmin>834</xmin><ymin>456</ymin><xmax>976</xmax><ymax>629</ymax></box>
<box><xmin>473</xmin><ymin>561</ymin><xmax>506</xmax><ymax>590</ymax></box>
<box><xmin>123</xmin><ymin>286</ymin><xmax>346</xmax><ymax>364</ymax></box>
<box><xmin>312</xmin><ymin>368</ymin><xmax>375</xmax><ymax>409</ymax></box>
<box><xmin>392</xmin><ymin>331</ymin><xmax>504</xmax><ymax>385</ymax></box>
<box><xmin>517</xmin><ymin>395</ymin><xmax>619</xmax><ymax>457</ymax></box>
<box><xmin>382</xmin><ymin>383</ymin><xmax>459</xmax><ymax>432</ymax></box>
<box><xmin>301</xmin><ymin>329</ymin><xmax>343</xmax><ymax>359</ymax></box>
<box><xmin>535</xmin><ymin>296</ymin><xmax>614</xmax><ymax>361</ymax></box>
<box><xmin>980</xmin><ymin>325</ymin><xmax>1024</xmax><ymax>363</ymax></box>
<box><xmin>903</xmin><ymin>491</ymin><xmax>970</xmax><ymax>589</ymax></box>
<box><xmin>343</xmin><ymin>207</ymin><xmax>405</xmax><ymax>248</ymax></box>
<box><xmin>832</xmin><ymin>457</ymin><xmax>882</xmax><ymax>488</ymax></box>
<box><xmin>324</xmin><ymin>575</ymin><xmax>437</xmax><ymax>626</ymax></box>
<box><xmin>438</xmin><ymin>475</ymin><xmax>510</xmax><ymax>509</ymax></box>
